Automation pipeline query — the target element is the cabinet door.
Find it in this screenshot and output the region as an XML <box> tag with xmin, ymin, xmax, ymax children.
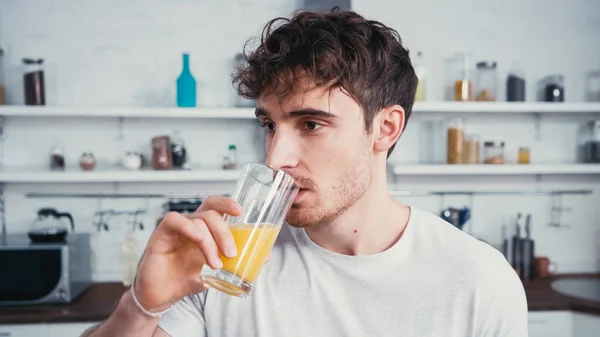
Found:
<box><xmin>47</xmin><ymin>322</ymin><xmax>99</xmax><ymax>337</ymax></box>
<box><xmin>0</xmin><ymin>324</ymin><xmax>48</xmax><ymax>337</ymax></box>
<box><xmin>573</xmin><ymin>312</ymin><xmax>600</xmax><ymax>337</ymax></box>
<box><xmin>528</xmin><ymin>311</ymin><xmax>573</xmax><ymax>337</ymax></box>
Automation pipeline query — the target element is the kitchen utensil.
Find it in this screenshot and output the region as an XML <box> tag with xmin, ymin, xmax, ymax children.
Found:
<box><xmin>520</xmin><ymin>214</ymin><xmax>535</xmax><ymax>281</ymax></box>
<box><xmin>440</xmin><ymin>207</ymin><xmax>471</xmax><ymax>230</ymax></box>
<box><xmin>512</xmin><ymin>213</ymin><xmax>522</xmax><ymax>275</ymax></box>
<box><xmin>28</xmin><ymin>208</ymin><xmax>75</xmax><ymax>243</ymax></box>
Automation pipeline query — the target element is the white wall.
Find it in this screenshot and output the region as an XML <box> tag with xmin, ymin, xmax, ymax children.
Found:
<box><xmin>0</xmin><ymin>0</ymin><xmax>599</xmax><ymax>282</ymax></box>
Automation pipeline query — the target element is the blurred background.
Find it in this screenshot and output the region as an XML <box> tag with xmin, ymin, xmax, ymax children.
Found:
<box><xmin>0</xmin><ymin>0</ymin><xmax>599</xmax><ymax>336</ymax></box>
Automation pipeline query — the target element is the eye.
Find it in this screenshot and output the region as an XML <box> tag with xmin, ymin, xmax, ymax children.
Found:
<box><xmin>303</xmin><ymin>121</ymin><xmax>322</xmax><ymax>131</ymax></box>
<box><xmin>260</xmin><ymin>121</ymin><xmax>276</xmax><ymax>133</ymax></box>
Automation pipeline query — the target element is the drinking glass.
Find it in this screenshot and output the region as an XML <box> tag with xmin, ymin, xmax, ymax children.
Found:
<box><xmin>200</xmin><ymin>163</ymin><xmax>298</xmax><ymax>297</ymax></box>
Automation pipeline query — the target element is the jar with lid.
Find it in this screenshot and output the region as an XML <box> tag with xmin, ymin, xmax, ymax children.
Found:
<box><xmin>170</xmin><ymin>130</ymin><xmax>188</xmax><ymax>169</ymax></box>
<box><xmin>79</xmin><ymin>152</ymin><xmax>96</xmax><ymax>171</ymax></box>
<box><xmin>414</xmin><ymin>51</ymin><xmax>426</xmax><ymax>101</ymax></box>
<box><xmin>447</xmin><ymin>118</ymin><xmax>465</xmax><ymax>164</ymax></box>
<box><xmin>539</xmin><ymin>75</ymin><xmax>564</xmax><ymax>102</ymax></box>
<box><xmin>22</xmin><ymin>58</ymin><xmax>45</xmax><ymax>105</ymax></box>
<box><xmin>463</xmin><ymin>134</ymin><xmax>480</xmax><ymax>164</ymax></box>
<box><xmin>0</xmin><ymin>47</ymin><xmax>6</xmax><ymax>105</ymax></box>
<box><xmin>475</xmin><ymin>61</ymin><xmax>497</xmax><ymax>101</ymax></box>
<box><xmin>506</xmin><ymin>62</ymin><xmax>526</xmax><ymax>102</ymax></box>
<box><xmin>50</xmin><ymin>144</ymin><xmax>65</xmax><ymax>171</ymax></box>
<box><xmin>151</xmin><ymin>135</ymin><xmax>172</xmax><ymax>170</ymax></box>
<box><xmin>518</xmin><ymin>147</ymin><xmax>530</xmax><ymax>164</ymax></box>
<box><xmin>483</xmin><ymin>141</ymin><xmax>505</xmax><ymax>164</ymax></box>
<box><xmin>222</xmin><ymin>144</ymin><xmax>237</xmax><ymax>170</ymax></box>
<box><xmin>586</xmin><ymin>70</ymin><xmax>600</xmax><ymax>102</ymax></box>
<box><xmin>581</xmin><ymin>120</ymin><xmax>600</xmax><ymax>163</ymax></box>
<box><xmin>452</xmin><ymin>52</ymin><xmax>473</xmax><ymax>102</ymax></box>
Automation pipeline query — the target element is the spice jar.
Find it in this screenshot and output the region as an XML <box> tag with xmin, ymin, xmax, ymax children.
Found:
<box><xmin>447</xmin><ymin>118</ymin><xmax>465</xmax><ymax>164</ymax></box>
<box><xmin>483</xmin><ymin>141</ymin><xmax>505</xmax><ymax>164</ymax></box>
<box><xmin>463</xmin><ymin>134</ymin><xmax>480</xmax><ymax>164</ymax></box>
<box><xmin>453</xmin><ymin>52</ymin><xmax>473</xmax><ymax>102</ymax></box>
<box><xmin>475</xmin><ymin>61</ymin><xmax>497</xmax><ymax>101</ymax></box>
<box><xmin>170</xmin><ymin>130</ymin><xmax>188</xmax><ymax>169</ymax></box>
<box><xmin>151</xmin><ymin>135</ymin><xmax>172</xmax><ymax>170</ymax></box>
<box><xmin>518</xmin><ymin>147</ymin><xmax>530</xmax><ymax>164</ymax></box>
<box><xmin>123</xmin><ymin>152</ymin><xmax>142</xmax><ymax>170</ymax></box>
<box><xmin>540</xmin><ymin>75</ymin><xmax>565</xmax><ymax>102</ymax></box>
<box><xmin>50</xmin><ymin>145</ymin><xmax>65</xmax><ymax>171</ymax></box>
<box><xmin>586</xmin><ymin>70</ymin><xmax>600</xmax><ymax>102</ymax></box>
<box><xmin>506</xmin><ymin>62</ymin><xmax>526</xmax><ymax>102</ymax></box>
<box><xmin>222</xmin><ymin>144</ymin><xmax>238</xmax><ymax>170</ymax></box>
<box><xmin>79</xmin><ymin>152</ymin><xmax>96</xmax><ymax>171</ymax></box>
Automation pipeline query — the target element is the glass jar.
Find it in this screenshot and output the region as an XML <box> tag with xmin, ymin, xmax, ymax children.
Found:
<box><xmin>463</xmin><ymin>134</ymin><xmax>480</xmax><ymax>164</ymax></box>
<box><xmin>414</xmin><ymin>51</ymin><xmax>426</xmax><ymax>101</ymax></box>
<box><xmin>170</xmin><ymin>130</ymin><xmax>188</xmax><ymax>169</ymax></box>
<box><xmin>79</xmin><ymin>152</ymin><xmax>96</xmax><ymax>171</ymax></box>
<box><xmin>586</xmin><ymin>70</ymin><xmax>600</xmax><ymax>102</ymax></box>
<box><xmin>518</xmin><ymin>147</ymin><xmax>530</xmax><ymax>164</ymax></box>
<box><xmin>453</xmin><ymin>52</ymin><xmax>473</xmax><ymax>102</ymax></box>
<box><xmin>506</xmin><ymin>62</ymin><xmax>526</xmax><ymax>102</ymax></box>
<box><xmin>50</xmin><ymin>144</ymin><xmax>65</xmax><ymax>171</ymax></box>
<box><xmin>0</xmin><ymin>47</ymin><xmax>6</xmax><ymax>105</ymax></box>
<box><xmin>539</xmin><ymin>75</ymin><xmax>564</xmax><ymax>102</ymax></box>
<box><xmin>123</xmin><ymin>152</ymin><xmax>142</xmax><ymax>170</ymax></box>
<box><xmin>23</xmin><ymin>58</ymin><xmax>45</xmax><ymax>105</ymax></box>
<box><xmin>483</xmin><ymin>141</ymin><xmax>505</xmax><ymax>164</ymax></box>
<box><xmin>447</xmin><ymin>118</ymin><xmax>465</xmax><ymax>164</ymax></box>
<box><xmin>581</xmin><ymin>120</ymin><xmax>600</xmax><ymax>163</ymax></box>
<box><xmin>151</xmin><ymin>135</ymin><xmax>172</xmax><ymax>170</ymax></box>
<box><xmin>222</xmin><ymin>144</ymin><xmax>238</xmax><ymax>170</ymax></box>
<box><xmin>475</xmin><ymin>61</ymin><xmax>497</xmax><ymax>101</ymax></box>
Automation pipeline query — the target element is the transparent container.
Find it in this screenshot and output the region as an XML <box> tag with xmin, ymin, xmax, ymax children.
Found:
<box><xmin>506</xmin><ymin>62</ymin><xmax>526</xmax><ymax>102</ymax></box>
<box><xmin>452</xmin><ymin>52</ymin><xmax>473</xmax><ymax>102</ymax></box>
<box><xmin>580</xmin><ymin>120</ymin><xmax>600</xmax><ymax>163</ymax></box>
<box><xmin>0</xmin><ymin>47</ymin><xmax>6</xmax><ymax>105</ymax></box>
<box><xmin>463</xmin><ymin>134</ymin><xmax>480</xmax><ymax>164</ymax></box>
<box><xmin>414</xmin><ymin>51</ymin><xmax>426</xmax><ymax>101</ymax></box>
<box><xmin>518</xmin><ymin>147</ymin><xmax>530</xmax><ymax>164</ymax></box>
<box><xmin>447</xmin><ymin>118</ymin><xmax>465</xmax><ymax>164</ymax></box>
<box><xmin>475</xmin><ymin>61</ymin><xmax>497</xmax><ymax>101</ymax></box>
<box><xmin>483</xmin><ymin>141</ymin><xmax>505</xmax><ymax>164</ymax></box>
<box><xmin>151</xmin><ymin>135</ymin><xmax>172</xmax><ymax>170</ymax></box>
<box><xmin>586</xmin><ymin>70</ymin><xmax>600</xmax><ymax>102</ymax></box>
<box><xmin>23</xmin><ymin>58</ymin><xmax>45</xmax><ymax>105</ymax></box>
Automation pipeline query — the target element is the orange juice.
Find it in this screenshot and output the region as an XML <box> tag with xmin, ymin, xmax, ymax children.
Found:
<box><xmin>220</xmin><ymin>223</ymin><xmax>281</xmax><ymax>283</ymax></box>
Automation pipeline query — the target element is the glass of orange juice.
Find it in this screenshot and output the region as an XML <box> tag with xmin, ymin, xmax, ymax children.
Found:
<box><xmin>200</xmin><ymin>163</ymin><xmax>298</xmax><ymax>297</ymax></box>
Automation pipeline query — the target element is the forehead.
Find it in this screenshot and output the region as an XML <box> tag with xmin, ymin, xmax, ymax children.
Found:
<box><xmin>257</xmin><ymin>86</ymin><xmax>361</xmax><ymax>120</ymax></box>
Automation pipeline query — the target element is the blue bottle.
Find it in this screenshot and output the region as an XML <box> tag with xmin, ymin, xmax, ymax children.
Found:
<box><xmin>177</xmin><ymin>53</ymin><xmax>196</xmax><ymax>107</ymax></box>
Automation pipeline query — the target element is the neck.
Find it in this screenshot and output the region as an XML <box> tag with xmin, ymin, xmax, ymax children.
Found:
<box><xmin>304</xmin><ymin>167</ymin><xmax>410</xmax><ymax>256</ymax></box>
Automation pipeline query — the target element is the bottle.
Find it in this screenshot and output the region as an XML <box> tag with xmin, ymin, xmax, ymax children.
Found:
<box><xmin>414</xmin><ymin>51</ymin><xmax>426</xmax><ymax>101</ymax></box>
<box><xmin>506</xmin><ymin>62</ymin><xmax>526</xmax><ymax>102</ymax></box>
<box><xmin>0</xmin><ymin>47</ymin><xmax>6</xmax><ymax>105</ymax></box>
<box><xmin>176</xmin><ymin>53</ymin><xmax>196</xmax><ymax>107</ymax></box>
<box><xmin>121</xmin><ymin>230</ymin><xmax>139</xmax><ymax>287</ymax></box>
<box><xmin>23</xmin><ymin>58</ymin><xmax>45</xmax><ymax>105</ymax></box>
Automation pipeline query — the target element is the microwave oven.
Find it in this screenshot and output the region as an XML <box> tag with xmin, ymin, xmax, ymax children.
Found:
<box><xmin>0</xmin><ymin>233</ymin><xmax>92</xmax><ymax>305</ymax></box>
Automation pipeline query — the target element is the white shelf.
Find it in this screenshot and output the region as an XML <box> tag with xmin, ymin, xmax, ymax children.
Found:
<box><xmin>0</xmin><ymin>106</ymin><xmax>256</xmax><ymax>119</ymax></box>
<box><xmin>1</xmin><ymin>102</ymin><xmax>599</xmax><ymax>119</ymax></box>
<box><xmin>1</xmin><ymin>164</ymin><xmax>598</xmax><ymax>183</ymax></box>
<box><xmin>392</xmin><ymin>164</ymin><xmax>600</xmax><ymax>176</ymax></box>
<box><xmin>0</xmin><ymin>167</ymin><xmax>241</xmax><ymax>183</ymax></box>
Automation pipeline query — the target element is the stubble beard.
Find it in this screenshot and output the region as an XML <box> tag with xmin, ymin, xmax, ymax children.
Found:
<box><xmin>285</xmin><ymin>149</ymin><xmax>372</xmax><ymax>228</ymax></box>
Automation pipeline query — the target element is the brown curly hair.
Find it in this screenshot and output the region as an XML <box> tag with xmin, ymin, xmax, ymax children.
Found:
<box><xmin>233</xmin><ymin>7</ymin><xmax>417</xmax><ymax>157</ymax></box>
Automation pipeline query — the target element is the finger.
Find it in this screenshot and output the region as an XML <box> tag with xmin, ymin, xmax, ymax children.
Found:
<box><xmin>161</xmin><ymin>211</ymin><xmax>203</xmax><ymax>243</ymax></box>
<box><xmin>265</xmin><ymin>253</ymin><xmax>271</xmax><ymax>264</ymax></box>
<box><xmin>196</xmin><ymin>195</ymin><xmax>242</xmax><ymax>216</ymax></box>
<box><xmin>201</xmin><ymin>210</ymin><xmax>237</xmax><ymax>258</ymax></box>
<box><xmin>191</xmin><ymin>218</ymin><xmax>223</xmax><ymax>269</ymax></box>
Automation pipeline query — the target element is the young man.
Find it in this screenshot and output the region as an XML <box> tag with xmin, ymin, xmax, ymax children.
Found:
<box><xmin>85</xmin><ymin>8</ymin><xmax>527</xmax><ymax>337</ymax></box>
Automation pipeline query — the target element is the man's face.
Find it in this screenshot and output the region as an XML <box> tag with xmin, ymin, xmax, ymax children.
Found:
<box><xmin>257</xmin><ymin>85</ymin><xmax>374</xmax><ymax>228</ymax></box>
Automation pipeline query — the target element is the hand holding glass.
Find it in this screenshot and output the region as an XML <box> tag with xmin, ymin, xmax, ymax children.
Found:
<box><xmin>200</xmin><ymin>163</ymin><xmax>298</xmax><ymax>297</ymax></box>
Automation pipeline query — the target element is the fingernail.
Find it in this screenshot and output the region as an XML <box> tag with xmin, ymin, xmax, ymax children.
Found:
<box><xmin>226</xmin><ymin>246</ymin><xmax>237</xmax><ymax>257</ymax></box>
<box><xmin>213</xmin><ymin>259</ymin><xmax>223</xmax><ymax>269</ymax></box>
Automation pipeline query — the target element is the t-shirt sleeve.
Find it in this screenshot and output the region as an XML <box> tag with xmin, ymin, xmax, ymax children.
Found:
<box><xmin>158</xmin><ymin>294</ymin><xmax>207</xmax><ymax>337</ymax></box>
<box><xmin>475</xmin><ymin>251</ymin><xmax>529</xmax><ymax>337</ymax></box>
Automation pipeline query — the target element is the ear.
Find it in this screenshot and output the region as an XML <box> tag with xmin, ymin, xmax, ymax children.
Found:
<box><xmin>372</xmin><ymin>105</ymin><xmax>405</xmax><ymax>155</ymax></box>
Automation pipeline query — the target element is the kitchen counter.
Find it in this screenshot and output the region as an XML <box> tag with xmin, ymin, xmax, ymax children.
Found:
<box><xmin>1</xmin><ymin>274</ymin><xmax>599</xmax><ymax>325</ymax></box>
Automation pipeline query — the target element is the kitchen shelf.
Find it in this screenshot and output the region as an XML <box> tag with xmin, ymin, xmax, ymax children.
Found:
<box><xmin>391</xmin><ymin>164</ymin><xmax>600</xmax><ymax>176</ymax></box>
<box><xmin>1</xmin><ymin>102</ymin><xmax>599</xmax><ymax>119</ymax></box>
<box><xmin>0</xmin><ymin>167</ymin><xmax>241</xmax><ymax>183</ymax></box>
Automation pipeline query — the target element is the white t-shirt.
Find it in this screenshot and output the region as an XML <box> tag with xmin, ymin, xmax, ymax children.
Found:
<box><xmin>158</xmin><ymin>207</ymin><xmax>528</xmax><ymax>337</ymax></box>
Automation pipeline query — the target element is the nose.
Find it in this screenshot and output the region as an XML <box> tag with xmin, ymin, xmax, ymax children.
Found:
<box><xmin>265</xmin><ymin>127</ymin><xmax>299</xmax><ymax>171</ymax></box>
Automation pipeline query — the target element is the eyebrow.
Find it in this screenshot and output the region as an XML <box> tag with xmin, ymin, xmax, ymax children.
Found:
<box><xmin>255</xmin><ymin>107</ymin><xmax>338</xmax><ymax>119</ymax></box>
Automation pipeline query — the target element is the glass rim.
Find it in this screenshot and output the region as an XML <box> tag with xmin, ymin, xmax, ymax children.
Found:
<box><xmin>242</xmin><ymin>162</ymin><xmax>297</xmax><ymax>188</ymax></box>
